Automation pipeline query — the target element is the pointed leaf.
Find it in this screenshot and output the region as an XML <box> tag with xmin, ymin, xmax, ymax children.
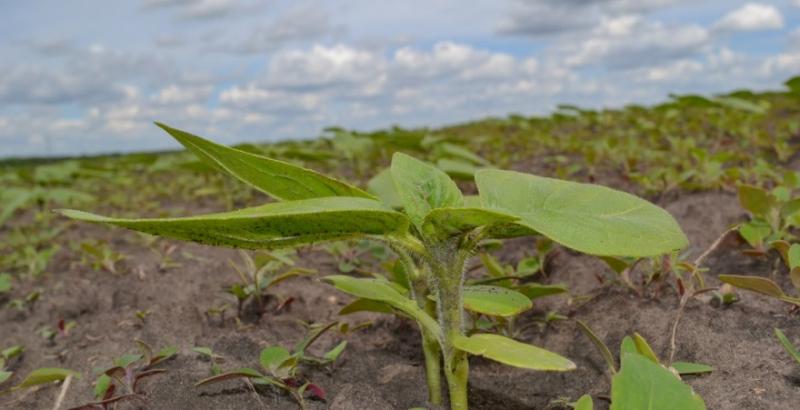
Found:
<box><xmin>156</xmin><ymin>123</ymin><xmax>373</xmax><ymax>200</ymax></box>
<box><xmin>260</xmin><ymin>347</ymin><xmax>291</xmax><ymax>374</ymax></box>
<box><xmin>452</xmin><ymin>333</ymin><xmax>575</xmax><ymax>371</ymax></box>
<box><xmin>323</xmin><ymin>341</ymin><xmax>347</xmax><ymax>362</ymax></box>
<box><xmin>576</xmin><ymin>320</ymin><xmax>617</xmax><ymax>374</ymax></box>
<box><xmin>367</xmin><ymin>168</ymin><xmax>403</xmax><ymax>208</ymax></box>
<box><xmin>611</xmin><ymin>353</ymin><xmax>706</xmax><ymax>410</ymax></box>
<box><xmin>476</xmin><ymin>170</ymin><xmax>688</xmax><ymax>257</ymax></box>
<box><xmin>195</xmin><ymin>368</ymin><xmax>265</xmax><ymax>386</ymax></box>
<box><xmin>515</xmin><ymin>283</ymin><xmax>568</xmax><ymax>300</ymax></box>
<box><xmin>575</xmin><ymin>394</ymin><xmax>594</xmax><ymax>410</ymax></box>
<box><xmin>338</xmin><ymin>298</ymin><xmax>395</xmax><ymax>315</ymax></box>
<box><xmin>462</xmin><ymin>285</ymin><xmax>532</xmax><ymax>317</ymax></box>
<box><xmin>718</xmin><ymin>275</ymin><xmax>786</xmax><ymax>298</ymax></box>
<box><xmin>671</xmin><ymin>362</ymin><xmax>713</xmax><ymax>375</ymax></box>
<box><xmin>775</xmin><ymin>328</ymin><xmax>800</xmax><ymax>365</ymax></box>
<box><xmin>57</xmin><ymin>197</ymin><xmax>409</xmax><ymax>250</ymax></box>
<box><xmin>14</xmin><ymin>368</ymin><xmax>79</xmax><ymax>389</ymax></box>
<box><xmin>632</xmin><ymin>333</ymin><xmax>660</xmax><ymax>364</ymax></box>
<box><xmin>391</xmin><ymin>152</ymin><xmax>463</xmax><ymax>229</ymax></box>
<box><xmin>323</xmin><ymin>275</ymin><xmax>441</xmax><ymax>340</ymax></box>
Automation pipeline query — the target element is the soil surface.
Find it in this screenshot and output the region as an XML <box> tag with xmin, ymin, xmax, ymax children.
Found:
<box><xmin>2</xmin><ymin>179</ymin><xmax>800</xmax><ymax>409</ymax></box>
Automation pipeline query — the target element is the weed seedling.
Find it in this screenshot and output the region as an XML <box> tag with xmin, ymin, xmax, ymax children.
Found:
<box><xmin>78</xmin><ymin>240</ymin><xmax>126</xmax><ymax>274</ymax></box>
<box><xmin>68</xmin><ymin>341</ymin><xmax>176</xmax><ymax>410</ymax></box>
<box><xmin>195</xmin><ymin>322</ymin><xmax>345</xmax><ymax>409</ymax></box>
<box><xmin>225</xmin><ymin>249</ymin><xmax>314</xmax><ymax>319</ymax></box>
<box><xmin>60</xmin><ymin>123</ymin><xmax>688</xmax><ymax>409</ymax></box>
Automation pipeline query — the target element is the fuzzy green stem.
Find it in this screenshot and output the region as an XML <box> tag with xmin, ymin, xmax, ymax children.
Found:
<box><xmin>395</xmin><ymin>246</ymin><xmax>443</xmax><ymax>405</ymax></box>
<box><xmin>432</xmin><ymin>245</ymin><xmax>470</xmax><ymax>410</ymax></box>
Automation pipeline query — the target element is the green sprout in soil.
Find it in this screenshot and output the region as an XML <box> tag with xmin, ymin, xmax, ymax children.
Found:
<box><xmin>225</xmin><ymin>249</ymin><xmax>314</xmax><ymax>320</ymax></box>
<box><xmin>0</xmin><ymin>344</ymin><xmax>78</xmax><ymax>398</ymax></box>
<box><xmin>67</xmin><ymin>341</ymin><xmax>176</xmax><ymax>410</ymax></box>
<box><xmin>195</xmin><ymin>322</ymin><xmax>345</xmax><ymax>409</ymax></box>
<box><xmin>58</xmin><ymin>123</ymin><xmax>688</xmax><ymax>410</ymax></box>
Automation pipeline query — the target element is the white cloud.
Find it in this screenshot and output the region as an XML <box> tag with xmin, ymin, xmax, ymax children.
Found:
<box><xmin>714</xmin><ymin>3</ymin><xmax>784</xmax><ymax>32</ymax></box>
<box><xmin>562</xmin><ymin>16</ymin><xmax>709</xmax><ymax>69</ymax></box>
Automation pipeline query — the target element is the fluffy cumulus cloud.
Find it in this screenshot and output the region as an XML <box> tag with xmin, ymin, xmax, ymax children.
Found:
<box><xmin>0</xmin><ymin>0</ymin><xmax>798</xmax><ymax>157</ymax></box>
<box><xmin>713</xmin><ymin>3</ymin><xmax>784</xmax><ymax>32</ymax></box>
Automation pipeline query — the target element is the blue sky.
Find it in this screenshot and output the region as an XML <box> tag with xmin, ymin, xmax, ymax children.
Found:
<box><xmin>1</xmin><ymin>0</ymin><xmax>799</xmax><ymax>157</ymax></box>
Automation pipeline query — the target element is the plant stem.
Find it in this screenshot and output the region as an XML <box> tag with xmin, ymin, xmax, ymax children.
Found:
<box><xmin>396</xmin><ymin>246</ymin><xmax>443</xmax><ymax>405</ymax></box>
<box><xmin>432</xmin><ymin>245</ymin><xmax>469</xmax><ymax>410</ymax></box>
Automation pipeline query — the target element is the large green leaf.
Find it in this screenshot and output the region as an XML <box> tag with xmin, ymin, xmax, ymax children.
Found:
<box><xmin>452</xmin><ymin>333</ymin><xmax>575</xmax><ymax>371</ymax></box>
<box><xmin>367</xmin><ymin>168</ymin><xmax>403</xmax><ymax>208</ymax></box>
<box><xmin>155</xmin><ymin>123</ymin><xmax>373</xmax><ymax>201</ymax></box>
<box><xmin>475</xmin><ymin>169</ymin><xmax>688</xmax><ymax>257</ymax></box>
<box><xmin>323</xmin><ymin>275</ymin><xmax>441</xmax><ymax>340</ymax></box>
<box><xmin>391</xmin><ymin>152</ymin><xmax>463</xmax><ymax>229</ymax></box>
<box><xmin>611</xmin><ymin>353</ymin><xmax>706</xmax><ymax>410</ymax></box>
<box><xmin>57</xmin><ymin>197</ymin><xmax>409</xmax><ymax>250</ymax></box>
<box><xmin>462</xmin><ymin>286</ymin><xmax>532</xmax><ymax>317</ymax></box>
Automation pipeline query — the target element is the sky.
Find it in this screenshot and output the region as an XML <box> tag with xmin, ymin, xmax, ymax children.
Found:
<box><xmin>1</xmin><ymin>0</ymin><xmax>799</xmax><ymax>158</ymax></box>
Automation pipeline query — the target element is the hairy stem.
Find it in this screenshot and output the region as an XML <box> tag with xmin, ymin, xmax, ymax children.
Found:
<box><xmin>432</xmin><ymin>244</ymin><xmax>470</xmax><ymax>410</ymax></box>
<box><xmin>396</xmin><ymin>246</ymin><xmax>443</xmax><ymax>405</ymax></box>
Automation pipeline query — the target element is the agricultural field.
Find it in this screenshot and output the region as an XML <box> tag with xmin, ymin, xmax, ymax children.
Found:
<box><xmin>1</xmin><ymin>78</ymin><xmax>800</xmax><ymax>410</ymax></box>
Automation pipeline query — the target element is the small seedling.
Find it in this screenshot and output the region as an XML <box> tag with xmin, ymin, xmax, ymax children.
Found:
<box><xmin>196</xmin><ymin>322</ymin><xmax>345</xmax><ymax>409</ymax></box>
<box><xmin>737</xmin><ymin>183</ymin><xmax>800</xmax><ymax>254</ymax></box>
<box><xmin>192</xmin><ymin>347</ymin><xmax>225</xmax><ymax>376</ymax></box>
<box><xmin>775</xmin><ymin>328</ymin><xmax>800</xmax><ymax>366</ymax></box>
<box><xmin>60</xmin><ymin>123</ymin><xmax>687</xmax><ymax>410</ymax></box>
<box><xmin>0</xmin><ymin>365</ymin><xmax>78</xmax><ymax>397</ymax></box>
<box><xmin>68</xmin><ymin>341</ymin><xmax>176</xmax><ymax>410</ymax></box>
<box><xmin>225</xmin><ymin>249</ymin><xmax>314</xmax><ymax>319</ymax></box>
<box><xmin>79</xmin><ymin>240</ymin><xmax>126</xmax><ymax>274</ymax></box>
<box><xmin>0</xmin><ymin>345</ymin><xmax>24</xmax><ymax>386</ymax></box>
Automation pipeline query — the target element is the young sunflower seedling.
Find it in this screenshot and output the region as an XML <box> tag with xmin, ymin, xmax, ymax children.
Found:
<box><xmin>59</xmin><ymin>123</ymin><xmax>688</xmax><ymax>409</ymax></box>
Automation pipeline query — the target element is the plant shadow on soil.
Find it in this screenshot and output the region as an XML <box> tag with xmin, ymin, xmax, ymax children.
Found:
<box><xmin>2</xmin><ymin>187</ymin><xmax>800</xmax><ymax>409</ymax></box>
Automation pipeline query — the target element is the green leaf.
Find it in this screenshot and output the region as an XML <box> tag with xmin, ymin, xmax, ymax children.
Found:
<box><xmin>323</xmin><ymin>275</ymin><xmax>441</xmax><ymax>340</ymax></box>
<box><xmin>0</xmin><ymin>273</ymin><xmax>11</xmax><ymax>293</ymax></box>
<box><xmin>718</xmin><ymin>275</ymin><xmax>787</xmax><ymax>299</ymax></box>
<box><xmin>515</xmin><ymin>283</ymin><xmax>568</xmax><ymax>300</ymax></box>
<box><xmin>260</xmin><ymin>346</ymin><xmax>291</xmax><ymax>374</ymax></box>
<box><xmin>367</xmin><ymin>168</ymin><xmax>403</xmax><ymax>208</ymax></box>
<box><xmin>620</xmin><ymin>336</ymin><xmax>636</xmax><ymax>356</ymax></box>
<box><xmin>737</xmin><ymin>185</ymin><xmax>774</xmax><ymax>218</ymax></box>
<box><xmin>436</xmin><ymin>158</ymin><xmax>479</xmax><ymax>180</ymax></box>
<box><xmin>155</xmin><ymin>123</ymin><xmax>373</xmax><ymax>201</ymax></box>
<box><xmin>611</xmin><ymin>353</ymin><xmax>706</xmax><ymax>410</ymax></box>
<box><xmin>789</xmin><ymin>244</ymin><xmax>800</xmax><ymax>270</ymax></box>
<box><xmin>391</xmin><ymin>152</ymin><xmax>463</xmax><ymax>229</ymax></box>
<box><xmin>671</xmin><ymin>362</ymin><xmax>713</xmax><ymax>375</ymax></box>
<box><xmin>0</xmin><ymin>371</ymin><xmax>12</xmax><ymax>385</ymax></box>
<box><xmin>775</xmin><ymin>328</ymin><xmax>800</xmax><ymax>365</ymax></box>
<box><xmin>476</xmin><ymin>169</ymin><xmax>688</xmax><ymax>257</ymax></box>
<box><xmin>575</xmin><ymin>394</ymin><xmax>594</xmax><ymax>410</ymax></box>
<box><xmin>195</xmin><ymin>368</ymin><xmax>266</xmax><ymax>386</ymax></box>
<box><xmin>338</xmin><ymin>298</ymin><xmax>395</xmax><ymax>315</ymax></box>
<box><xmin>14</xmin><ymin>368</ymin><xmax>79</xmax><ymax>389</ymax></box>
<box><xmin>94</xmin><ymin>374</ymin><xmax>112</xmax><ymax>400</ymax></box>
<box><xmin>576</xmin><ymin>320</ymin><xmax>617</xmax><ymax>374</ymax></box>
<box><xmin>632</xmin><ymin>333</ymin><xmax>660</xmax><ymax>364</ymax></box>
<box><xmin>452</xmin><ymin>333</ymin><xmax>575</xmax><ymax>371</ymax></box>
<box><xmin>323</xmin><ymin>341</ymin><xmax>347</xmax><ymax>362</ymax></box>
<box><xmin>739</xmin><ymin>221</ymin><xmax>771</xmax><ymax>248</ymax></box>
<box><xmin>462</xmin><ymin>285</ymin><xmax>532</xmax><ymax>317</ymax></box>
<box><xmin>58</xmin><ymin>197</ymin><xmax>409</xmax><ymax>250</ymax></box>
<box><xmin>422</xmin><ymin>207</ymin><xmax>517</xmax><ymax>238</ymax></box>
